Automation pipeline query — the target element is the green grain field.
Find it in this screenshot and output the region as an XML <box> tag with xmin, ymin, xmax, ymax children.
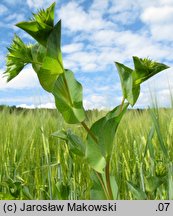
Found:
<box><xmin>0</xmin><ymin>106</ymin><xmax>173</xmax><ymax>200</ymax></box>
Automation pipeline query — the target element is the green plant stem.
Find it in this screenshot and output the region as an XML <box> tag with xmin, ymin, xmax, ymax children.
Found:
<box><xmin>96</xmin><ymin>172</ymin><xmax>109</xmax><ymax>200</ymax></box>
<box><xmin>62</xmin><ymin>72</ymin><xmax>73</xmax><ymax>106</ymax></box>
<box><xmin>41</xmin><ymin>127</ymin><xmax>52</xmax><ymax>199</ymax></box>
<box><xmin>61</xmin><ymin>69</ymin><xmax>108</xmax><ymax>199</ymax></box>
<box><xmin>30</xmin><ymin>60</ymin><xmax>42</xmax><ymax>65</ymax></box>
<box><xmin>105</xmin><ymin>159</ymin><xmax>113</xmax><ymax>199</ymax></box>
<box><xmin>81</xmin><ymin>121</ymin><xmax>98</xmax><ymax>144</ymax></box>
<box><xmin>120</xmin><ymin>97</ymin><xmax>125</xmax><ymax>112</ymax></box>
<box><xmin>80</xmin><ymin>122</ymin><xmax>110</xmax><ymax>199</ymax></box>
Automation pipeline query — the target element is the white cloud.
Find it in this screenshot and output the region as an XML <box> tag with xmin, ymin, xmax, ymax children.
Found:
<box><xmin>108</xmin><ymin>0</ymin><xmax>140</xmax><ymax>25</ymax></box>
<box><xmin>0</xmin><ymin>4</ymin><xmax>7</xmax><ymax>15</ymax></box>
<box><xmin>64</xmin><ymin>51</ymin><xmax>100</xmax><ymax>72</ymax></box>
<box><xmin>16</xmin><ymin>104</ymin><xmax>36</xmax><ymax>109</ymax></box>
<box><xmin>0</xmin><ymin>96</ymin><xmax>42</xmax><ymax>104</ymax></box>
<box><xmin>114</xmin><ymin>31</ymin><xmax>171</xmax><ymax>60</ymax></box>
<box><xmin>26</xmin><ymin>0</ymin><xmax>51</xmax><ymax>8</ymax></box>
<box><xmin>62</xmin><ymin>43</ymin><xmax>84</xmax><ymax>54</ymax></box>
<box><xmin>17</xmin><ymin>102</ymin><xmax>55</xmax><ymax>109</ymax></box>
<box><xmin>0</xmin><ymin>66</ymin><xmax>40</xmax><ymax>89</ymax></box>
<box><xmin>84</xmin><ymin>94</ymin><xmax>109</xmax><ymax>110</ymax></box>
<box><xmin>59</xmin><ymin>1</ymin><xmax>114</xmax><ymax>33</ymax></box>
<box><xmin>110</xmin><ymin>11</ymin><xmax>138</xmax><ymax>25</ymax></box>
<box><xmin>141</xmin><ymin>6</ymin><xmax>173</xmax><ymax>24</ymax></box>
<box><xmin>149</xmin><ymin>24</ymin><xmax>173</xmax><ymax>42</ymax></box>
<box><xmin>91</xmin><ymin>29</ymin><xmax>118</xmax><ymax>46</ymax></box>
<box><xmin>3</xmin><ymin>13</ymin><xmax>26</xmax><ymax>30</ymax></box>
<box><xmin>1</xmin><ymin>0</ymin><xmax>173</xmax><ymax>109</ymax></box>
<box><xmin>0</xmin><ymin>93</ymin><xmax>54</xmax><ymax>107</ymax></box>
<box><xmin>5</xmin><ymin>13</ymin><xmax>25</xmax><ymax>23</ymax></box>
<box><xmin>2</xmin><ymin>0</ymin><xmax>24</xmax><ymax>6</ymax></box>
<box><xmin>90</xmin><ymin>0</ymin><xmax>109</xmax><ymax>12</ymax></box>
<box><xmin>37</xmin><ymin>102</ymin><xmax>55</xmax><ymax>109</ymax></box>
<box><xmin>59</xmin><ymin>0</ymin><xmax>173</xmax><ymax>76</ymax></box>
<box><xmin>140</xmin><ymin>5</ymin><xmax>173</xmax><ymax>42</ymax></box>
<box><xmin>82</xmin><ymin>67</ymin><xmax>173</xmax><ymax>109</ymax></box>
<box><xmin>135</xmin><ymin>68</ymin><xmax>173</xmax><ymax>108</ymax></box>
<box><xmin>63</xmin><ymin>30</ymin><xmax>171</xmax><ymax>74</ymax></box>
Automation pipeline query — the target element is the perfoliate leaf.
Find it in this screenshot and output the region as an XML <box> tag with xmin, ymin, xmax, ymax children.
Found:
<box><xmin>4</xmin><ymin>35</ymin><xmax>33</xmax><ymax>81</ymax></box>
<box><xmin>110</xmin><ymin>176</ymin><xmax>119</xmax><ymax>199</ymax></box>
<box><xmin>115</xmin><ymin>56</ymin><xmax>169</xmax><ymax>106</ymax></box>
<box><xmin>86</xmin><ymin>103</ymin><xmax>129</xmax><ymax>173</ymax></box>
<box><xmin>16</xmin><ymin>3</ymin><xmax>55</xmax><ymax>46</ymax></box>
<box><xmin>85</xmin><ymin>136</ymin><xmax>106</xmax><ymax>173</ymax></box>
<box><xmin>44</xmin><ymin>20</ymin><xmax>62</xmax><ymax>67</ymax></box>
<box><xmin>55</xmin><ymin>182</ymin><xmax>70</xmax><ymax>200</ymax></box>
<box><xmin>149</xmin><ymin>109</ymin><xmax>168</xmax><ymax>157</ymax></box>
<box><xmin>133</xmin><ymin>56</ymin><xmax>169</xmax><ymax>85</ymax></box>
<box><xmin>52</xmin><ymin>129</ymin><xmax>85</xmax><ymax>157</ymax></box>
<box><xmin>40</xmin><ymin>20</ymin><xmax>63</xmax><ymax>88</ymax></box>
<box><xmin>31</xmin><ymin>21</ymin><xmax>63</xmax><ymax>92</ymax></box>
<box><xmin>115</xmin><ymin>62</ymin><xmax>140</xmax><ymax>106</ymax></box>
<box><xmin>102</xmin><ymin>174</ymin><xmax>119</xmax><ymax>199</ymax></box>
<box><xmin>143</xmin><ymin>125</ymin><xmax>155</xmax><ymax>160</ymax></box>
<box><xmin>31</xmin><ymin>43</ymin><xmax>46</xmax><ymax>73</ymax></box>
<box><xmin>90</xmin><ymin>103</ymin><xmax>129</xmax><ymax>158</ymax></box>
<box><xmin>168</xmin><ymin>163</ymin><xmax>173</xmax><ymax>199</ymax></box>
<box><xmin>90</xmin><ymin>172</ymin><xmax>107</xmax><ymax>200</ymax></box>
<box><xmin>52</xmin><ymin>130</ymin><xmax>68</xmax><ymax>141</ymax></box>
<box><xmin>127</xmin><ymin>181</ymin><xmax>147</xmax><ymax>200</ymax></box>
<box><xmin>90</xmin><ymin>172</ymin><xmax>119</xmax><ymax>200</ymax></box>
<box><xmin>5</xmin><ymin>27</ymin><xmax>63</xmax><ymax>93</ymax></box>
<box><xmin>22</xmin><ymin>186</ymin><xmax>33</xmax><ymax>200</ymax></box>
<box><xmin>67</xmin><ymin>131</ymin><xmax>85</xmax><ymax>157</ymax></box>
<box><xmin>144</xmin><ymin>176</ymin><xmax>166</xmax><ymax>193</ymax></box>
<box><xmin>53</xmin><ymin>69</ymin><xmax>86</xmax><ymax>124</ymax></box>
<box><xmin>31</xmin><ymin>43</ymin><xmax>58</xmax><ymax>92</ymax></box>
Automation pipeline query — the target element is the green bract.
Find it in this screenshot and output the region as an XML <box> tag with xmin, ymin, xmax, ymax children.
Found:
<box><xmin>16</xmin><ymin>3</ymin><xmax>55</xmax><ymax>46</ymax></box>
<box><xmin>5</xmin><ymin>3</ymin><xmax>63</xmax><ymax>93</ymax></box>
<box><xmin>133</xmin><ymin>57</ymin><xmax>169</xmax><ymax>85</ymax></box>
<box><xmin>4</xmin><ymin>35</ymin><xmax>33</xmax><ymax>81</ymax></box>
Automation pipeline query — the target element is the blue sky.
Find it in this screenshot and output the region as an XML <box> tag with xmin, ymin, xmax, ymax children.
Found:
<box><xmin>0</xmin><ymin>0</ymin><xmax>173</xmax><ymax>109</ymax></box>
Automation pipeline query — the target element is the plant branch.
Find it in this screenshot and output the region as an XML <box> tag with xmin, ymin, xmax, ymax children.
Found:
<box><xmin>62</xmin><ymin>72</ymin><xmax>73</xmax><ymax>107</ymax></box>
<box><xmin>105</xmin><ymin>159</ymin><xmax>113</xmax><ymax>200</ymax></box>
<box><xmin>81</xmin><ymin>121</ymin><xmax>98</xmax><ymax>144</ymax></box>
<box><xmin>81</xmin><ymin>122</ymin><xmax>110</xmax><ymax>199</ymax></box>
<box><xmin>31</xmin><ymin>61</ymin><xmax>43</xmax><ymax>65</ymax></box>
<box><xmin>120</xmin><ymin>97</ymin><xmax>125</xmax><ymax>113</ymax></box>
<box><xmin>95</xmin><ymin>172</ymin><xmax>109</xmax><ymax>200</ymax></box>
